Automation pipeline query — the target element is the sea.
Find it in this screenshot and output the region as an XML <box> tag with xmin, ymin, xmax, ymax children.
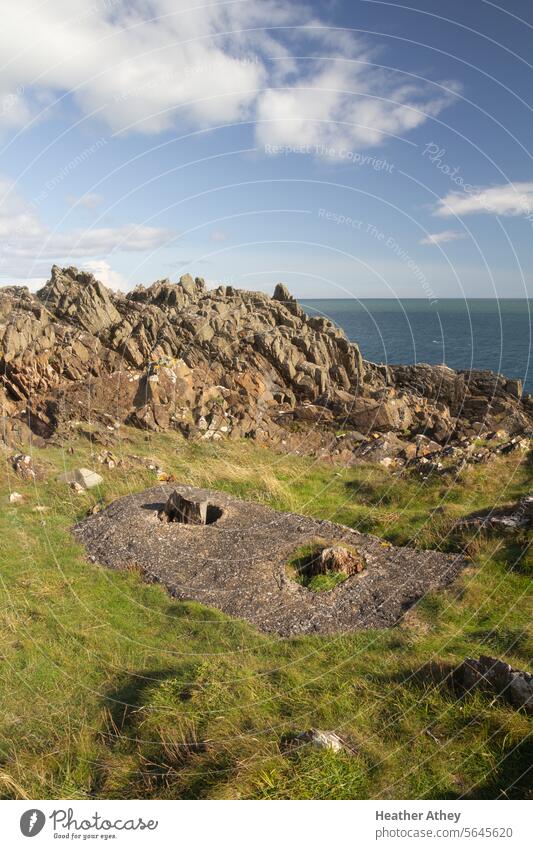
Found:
<box><xmin>303</xmin><ymin>299</ymin><xmax>532</xmax><ymax>396</ymax></box>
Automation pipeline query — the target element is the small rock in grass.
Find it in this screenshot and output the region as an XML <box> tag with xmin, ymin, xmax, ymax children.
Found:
<box><xmin>295</xmin><ymin>729</ymin><xmax>347</xmax><ymax>753</ymax></box>
<box><xmin>58</xmin><ymin>467</ymin><xmax>103</xmax><ymax>490</ymax></box>
<box><xmin>157</xmin><ymin>471</ymin><xmax>176</xmax><ymax>482</ymax></box>
<box><xmin>11</xmin><ymin>453</ymin><xmax>41</xmax><ymax>480</ymax></box>
<box><xmin>9</xmin><ymin>491</ymin><xmax>23</xmax><ymax>503</ymax></box>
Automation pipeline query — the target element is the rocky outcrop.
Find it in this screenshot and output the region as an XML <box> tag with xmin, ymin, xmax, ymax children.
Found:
<box><xmin>1</xmin><ymin>266</ymin><xmax>531</xmax><ymax>461</ymax></box>
<box><xmin>38</xmin><ymin>265</ymin><xmax>121</xmax><ymax>334</ymax></box>
<box><xmin>455</xmin><ymin>494</ymin><xmax>533</xmax><ymax>532</ymax></box>
<box><xmin>453</xmin><ymin>656</ymin><xmax>533</xmax><ymax>714</ymax></box>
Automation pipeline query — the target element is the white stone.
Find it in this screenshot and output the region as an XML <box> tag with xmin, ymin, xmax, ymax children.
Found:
<box><xmin>297</xmin><ymin>729</ymin><xmax>345</xmax><ymax>752</ymax></box>
<box><xmin>58</xmin><ymin>467</ymin><xmax>103</xmax><ymax>490</ymax></box>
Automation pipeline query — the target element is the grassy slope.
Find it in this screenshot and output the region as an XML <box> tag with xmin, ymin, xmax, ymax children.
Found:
<box><xmin>0</xmin><ymin>427</ymin><xmax>531</xmax><ymax>800</ymax></box>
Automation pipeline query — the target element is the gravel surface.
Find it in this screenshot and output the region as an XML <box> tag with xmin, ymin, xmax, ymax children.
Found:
<box><xmin>73</xmin><ymin>484</ymin><xmax>467</xmax><ymax>636</ymax></box>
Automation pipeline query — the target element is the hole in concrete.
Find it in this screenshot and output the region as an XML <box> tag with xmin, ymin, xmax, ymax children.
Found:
<box><xmin>286</xmin><ymin>538</ymin><xmax>365</xmax><ymax>592</ymax></box>
<box><xmin>158</xmin><ymin>490</ymin><xmax>223</xmax><ymax>525</ymax></box>
<box><xmin>205</xmin><ymin>504</ymin><xmax>223</xmax><ymax>524</ymax></box>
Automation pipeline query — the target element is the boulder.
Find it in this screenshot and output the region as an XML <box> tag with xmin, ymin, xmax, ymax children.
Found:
<box><xmin>57</xmin><ymin>468</ymin><xmax>103</xmax><ymax>490</ymax></box>
<box><xmin>359</xmin><ymin>431</ymin><xmax>408</xmax><ymax>462</ymax></box>
<box><xmin>348</xmin><ymin>396</ymin><xmax>413</xmax><ymax>433</ymax></box>
<box><xmin>414</xmin><ymin>434</ymin><xmax>442</xmax><ymax>457</ymax></box>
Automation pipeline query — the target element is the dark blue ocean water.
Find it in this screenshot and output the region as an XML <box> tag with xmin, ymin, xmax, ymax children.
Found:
<box><xmin>303</xmin><ymin>299</ymin><xmax>533</xmax><ymax>395</ymax></box>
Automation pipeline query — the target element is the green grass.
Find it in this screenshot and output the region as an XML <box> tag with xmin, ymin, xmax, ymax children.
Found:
<box><xmin>286</xmin><ymin>540</ymin><xmax>351</xmax><ymax>592</ymax></box>
<box><xmin>0</xmin><ymin>426</ymin><xmax>531</xmax><ymax>799</ymax></box>
<box><xmin>286</xmin><ymin>538</ymin><xmax>365</xmax><ymax>591</ymax></box>
<box><xmin>304</xmin><ymin>572</ymin><xmax>347</xmax><ymax>592</ymax></box>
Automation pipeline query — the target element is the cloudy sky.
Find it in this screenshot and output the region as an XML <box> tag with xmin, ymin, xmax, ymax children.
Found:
<box><xmin>0</xmin><ymin>0</ymin><xmax>531</xmax><ymax>297</ymax></box>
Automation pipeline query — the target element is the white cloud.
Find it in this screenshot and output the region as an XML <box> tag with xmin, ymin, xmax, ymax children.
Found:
<box><xmin>0</xmin><ymin>0</ymin><xmax>270</xmax><ymax>135</ymax></box>
<box><xmin>419</xmin><ymin>229</ymin><xmax>465</xmax><ymax>245</ymax></box>
<box><xmin>2</xmin><ymin>223</ymin><xmax>175</xmax><ymax>259</ymax></box>
<box><xmin>0</xmin><ymin>1</ymin><xmax>458</xmax><ymax>151</ymax></box>
<box><xmin>84</xmin><ymin>259</ymin><xmax>128</xmax><ymax>290</ymax></box>
<box><xmin>67</xmin><ymin>192</ymin><xmax>104</xmax><ymax>209</ymax></box>
<box><xmin>434</xmin><ymin>182</ymin><xmax>533</xmax><ymax>218</ymax></box>
<box><xmin>256</xmin><ymin>64</ymin><xmax>458</xmax><ymax>154</ymax></box>
<box><xmin>0</xmin><ymin>84</ymin><xmax>31</xmax><ymax>131</ymax></box>
<box><xmin>0</xmin><ymin>175</ymin><xmax>175</xmax><ymax>280</ymax></box>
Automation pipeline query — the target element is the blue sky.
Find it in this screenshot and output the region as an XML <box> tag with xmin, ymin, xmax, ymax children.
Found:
<box><xmin>0</xmin><ymin>0</ymin><xmax>532</xmax><ymax>297</ymax></box>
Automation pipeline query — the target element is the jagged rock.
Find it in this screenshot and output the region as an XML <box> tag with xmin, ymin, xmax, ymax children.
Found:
<box><xmin>1</xmin><ymin>266</ymin><xmax>531</xmax><ymax>466</ymax></box>
<box><xmin>272</xmin><ymin>282</ymin><xmax>303</xmax><ymax>318</ymax></box>
<box><xmin>38</xmin><ymin>265</ymin><xmax>121</xmax><ymax>334</ymax></box>
<box><xmin>57</xmin><ymin>467</ymin><xmax>103</xmax><ymax>490</ymax></box>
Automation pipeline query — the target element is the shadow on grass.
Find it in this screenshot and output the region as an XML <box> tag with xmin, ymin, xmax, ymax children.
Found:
<box><xmin>453</xmin><ymin>529</ymin><xmax>532</xmax><ymax>576</ymax></box>
<box><xmin>468</xmin><ymin>627</ymin><xmax>532</xmax><ymax>665</ymax></box>
<box><xmin>104</xmin><ymin>667</ymin><xmax>179</xmax><ymax>736</ymax></box>
<box><xmin>99</xmin><ymin>666</ymin><xmax>225</xmax><ymax>799</ymax></box>
<box><xmin>372</xmin><ymin>663</ymin><xmax>533</xmax><ymax>799</ymax></box>
<box><xmin>459</xmin><ymin>738</ymin><xmax>533</xmax><ymax>800</ymax></box>
<box><xmin>345</xmin><ymin>478</ymin><xmax>397</xmax><ymax>506</ymax></box>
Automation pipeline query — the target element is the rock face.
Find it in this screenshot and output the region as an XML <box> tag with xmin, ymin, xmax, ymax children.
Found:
<box><xmin>1</xmin><ymin>265</ymin><xmax>532</xmax><ymax>460</ymax></box>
